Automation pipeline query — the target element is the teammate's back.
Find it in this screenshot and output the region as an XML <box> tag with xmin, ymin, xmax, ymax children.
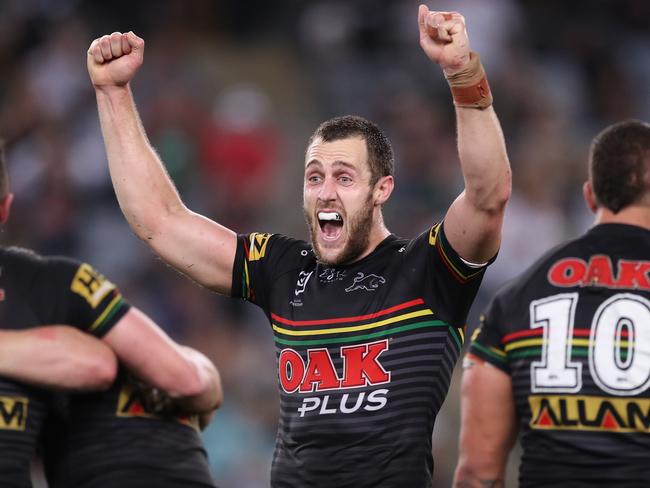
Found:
<box><xmin>476</xmin><ymin>224</ymin><xmax>650</xmax><ymax>486</ymax></box>
<box><xmin>44</xmin><ymin>368</ymin><xmax>217</xmax><ymax>488</ymax></box>
<box><xmin>456</xmin><ymin>120</ymin><xmax>650</xmax><ymax>488</ymax></box>
<box><xmin>0</xmin><ymin>247</ymin><xmax>123</xmax><ymax>487</ymax></box>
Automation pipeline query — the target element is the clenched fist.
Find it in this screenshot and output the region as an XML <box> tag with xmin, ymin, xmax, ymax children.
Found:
<box><xmin>417</xmin><ymin>5</ymin><xmax>470</xmax><ymax>74</ymax></box>
<box><xmin>87</xmin><ymin>31</ymin><xmax>144</xmax><ymax>88</ymax></box>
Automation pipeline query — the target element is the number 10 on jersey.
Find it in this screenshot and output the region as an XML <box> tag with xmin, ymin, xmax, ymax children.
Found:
<box><xmin>530</xmin><ymin>292</ymin><xmax>650</xmax><ymax>396</ymax></box>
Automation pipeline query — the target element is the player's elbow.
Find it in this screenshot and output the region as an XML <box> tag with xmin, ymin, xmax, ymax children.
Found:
<box><xmin>172</xmin><ymin>364</ymin><xmax>223</xmax><ymax>412</ymax></box>
<box><xmin>469</xmin><ymin>169</ymin><xmax>512</xmax><ymax>215</ymax></box>
<box><xmin>454</xmin><ymin>445</ymin><xmax>507</xmax><ymax>488</ymax></box>
<box><xmin>454</xmin><ymin>458</ymin><xmax>504</xmax><ymax>488</ymax></box>
<box><xmin>83</xmin><ymin>346</ymin><xmax>118</xmax><ymax>390</ymax></box>
<box><xmin>132</xmin><ymin>198</ymin><xmax>187</xmax><ymax>242</ymax></box>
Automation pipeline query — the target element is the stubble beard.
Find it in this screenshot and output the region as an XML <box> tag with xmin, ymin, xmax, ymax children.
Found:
<box><xmin>304</xmin><ymin>193</ymin><xmax>374</xmax><ymax>267</ymax></box>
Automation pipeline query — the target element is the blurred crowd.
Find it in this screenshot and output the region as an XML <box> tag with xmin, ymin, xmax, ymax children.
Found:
<box><xmin>0</xmin><ymin>0</ymin><xmax>648</xmax><ymax>486</ymax></box>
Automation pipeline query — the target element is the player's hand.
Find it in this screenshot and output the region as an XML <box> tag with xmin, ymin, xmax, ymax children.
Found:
<box><xmin>417</xmin><ymin>5</ymin><xmax>470</xmax><ymax>74</ymax></box>
<box><xmin>87</xmin><ymin>31</ymin><xmax>144</xmax><ymax>88</ymax></box>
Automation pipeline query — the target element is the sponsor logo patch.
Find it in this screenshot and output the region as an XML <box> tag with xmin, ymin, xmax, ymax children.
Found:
<box><xmin>548</xmin><ymin>256</ymin><xmax>650</xmax><ymax>291</ymax></box>
<box><xmin>116</xmin><ymin>383</ymin><xmax>198</xmax><ymax>429</ymax></box>
<box><xmin>0</xmin><ymin>396</ymin><xmax>28</xmax><ymax>431</ymax></box>
<box><xmin>70</xmin><ymin>263</ymin><xmax>115</xmax><ymax>308</ymax></box>
<box><xmin>279</xmin><ymin>340</ymin><xmax>392</xmax><ymax>417</ymax></box>
<box><xmin>248</xmin><ymin>233</ymin><xmax>272</xmax><ymax>261</ymax></box>
<box><xmin>529</xmin><ymin>394</ymin><xmax>650</xmax><ymax>433</ymax></box>
<box><xmin>428</xmin><ymin>224</ymin><xmax>440</xmax><ymax>246</ymax></box>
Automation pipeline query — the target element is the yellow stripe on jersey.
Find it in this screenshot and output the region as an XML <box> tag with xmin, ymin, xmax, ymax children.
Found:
<box><xmin>272</xmin><ymin>308</ymin><xmax>434</xmax><ymax>336</ymax></box>
<box><xmin>89</xmin><ymin>294</ymin><xmax>123</xmax><ymax>332</ymax></box>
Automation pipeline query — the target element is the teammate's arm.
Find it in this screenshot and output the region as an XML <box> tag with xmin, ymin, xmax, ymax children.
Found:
<box><xmin>0</xmin><ymin>326</ymin><xmax>117</xmax><ymax>391</ymax></box>
<box><xmin>453</xmin><ymin>354</ymin><xmax>517</xmax><ymax>488</ymax></box>
<box><xmin>102</xmin><ymin>308</ymin><xmax>222</xmax><ymax>414</ymax></box>
<box><xmin>87</xmin><ymin>32</ymin><xmax>236</xmax><ymax>294</ymax></box>
<box><xmin>417</xmin><ymin>6</ymin><xmax>511</xmax><ymax>263</ymax></box>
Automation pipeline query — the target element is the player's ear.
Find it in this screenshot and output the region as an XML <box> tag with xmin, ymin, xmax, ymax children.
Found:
<box><xmin>0</xmin><ymin>193</ymin><xmax>13</xmax><ymax>224</ymax></box>
<box><xmin>373</xmin><ymin>176</ymin><xmax>394</xmax><ymax>206</ymax></box>
<box><xmin>582</xmin><ymin>181</ymin><xmax>598</xmax><ymax>214</ymax></box>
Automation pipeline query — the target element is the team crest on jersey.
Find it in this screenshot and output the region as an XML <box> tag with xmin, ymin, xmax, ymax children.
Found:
<box><xmin>247</xmin><ymin>233</ymin><xmax>272</xmax><ymax>262</ymax></box>
<box><xmin>0</xmin><ymin>396</ymin><xmax>28</xmax><ymax>431</ymax></box>
<box><xmin>345</xmin><ymin>272</ymin><xmax>386</xmax><ymax>292</ymax></box>
<box><xmin>70</xmin><ymin>263</ymin><xmax>115</xmax><ymax>308</ymax></box>
<box><xmin>529</xmin><ymin>395</ymin><xmax>650</xmax><ymax>433</ymax></box>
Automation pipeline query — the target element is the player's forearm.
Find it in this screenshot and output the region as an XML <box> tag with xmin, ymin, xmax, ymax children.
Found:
<box><xmin>0</xmin><ymin>326</ymin><xmax>117</xmax><ymax>391</ymax></box>
<box><xmin>456</xmin><ymin>106</ymin><xmax>511</xmax><ymax>214</ymax></box>
<box><xmin>94</xmin><ymin>85</ymin><xmax>185</xmax><ymax>241</ymax></box>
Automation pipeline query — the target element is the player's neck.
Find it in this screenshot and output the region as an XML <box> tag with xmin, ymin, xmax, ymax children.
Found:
<box><xmin>594</xmin><ymin>204</ymin><xmax>650</xmax><ymax>231</ymax></box>
<box><xmin>353</xmin><ymin>221</ymin><xmax>391</xmax><ymax>264</ymax></box>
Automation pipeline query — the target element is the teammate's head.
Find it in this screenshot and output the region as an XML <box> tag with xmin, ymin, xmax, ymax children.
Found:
<box><xmin>0</xmin><ymin>140</ymin><xmax>13</xmax><ymax>224</ymax></box>
<box><xmin>303</xmin><ymin>115</ymin><xmax>395</xmax><ymax>265</ymax></box>
<box><xmin>585</xmin><ymin>120</ymin><xmax>650</xmax><ymax>214</ymax></box>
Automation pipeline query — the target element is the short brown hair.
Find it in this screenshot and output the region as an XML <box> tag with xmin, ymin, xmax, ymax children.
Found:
<box><xmin>0</xmin><ymin>140</ymin><xmax>8</xmax><ymax>199</ymax></box>
<box><xmin>590</xmin><ymin>120</ymin><xmax>650</xmax><ymax>213</ymax></box>
<box><xmin>308</xmin><ymin>115</ymin><xmax>394</xmax><ymax>185</ymax></box>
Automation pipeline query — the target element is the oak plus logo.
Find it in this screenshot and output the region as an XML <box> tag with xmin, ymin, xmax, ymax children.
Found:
<box><xmin>278</xmin><ymin>340</ymin><xmax>391</xmax><ymax>417</ymax></box>
<box><xmin>345</xmin><ymin>272</ymin><xmax>386</xmax><ymax>293</ymax></box>
<box><xmin>548</xmin><ymin>256</ymin><xmax>650</xmax><ymax>291</ymax></box>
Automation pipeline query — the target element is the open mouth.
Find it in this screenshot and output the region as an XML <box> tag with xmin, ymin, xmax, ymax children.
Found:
<box><xmin>318</xmin><ymin>211</ymin><xmax>344</xmax><ymax>241</ymax></box>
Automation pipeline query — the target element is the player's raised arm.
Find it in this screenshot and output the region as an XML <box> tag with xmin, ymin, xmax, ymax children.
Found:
<box><xmin>0</xmin><ymin>326</ymin><xmax>117</xmax><ymax>391</ymax></box>
<box><xmin>453</xmin><ymin>355</ymin><xmax>517</xmax><ymax>488</ymax></box>
<box><xmin>87</xmin><ymin>32</ymin><xmax>236</xmax><ymax>294</ymax></box>
<box><xmin>417</xmin><ymin>6</ymin><xmax>511</xmax><ymax>263</ymax></box>
<box><xmin>102</xmin><ymin>307</ymin><xmax>222</xmax><ymax>414</ymax></box>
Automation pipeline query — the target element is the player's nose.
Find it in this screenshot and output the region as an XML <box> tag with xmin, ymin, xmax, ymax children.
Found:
<box><xmin>318</xmin><ymin>176</ymin><xmax>338</xmax><ymax>201</ymax></box>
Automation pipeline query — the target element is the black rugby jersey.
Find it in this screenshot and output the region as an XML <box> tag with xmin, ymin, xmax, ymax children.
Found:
<box><xmin>470</xmin><ymin>224</ymin><xmax>650</xmax><ymax>487</ymax></box>
<box><xmin>0</xmin><ymin>246</ymin><xmax>128</xmax><ymax>487</ymax></box>
<box><xmin>44</xmin><ymin>368</ymin><xmax>216</xmax><ymax>488</ymax></box>
<box><xmin>232</xmin><ymin>223</ymin><xmax>491</xmax><ymax>487</ymax></box>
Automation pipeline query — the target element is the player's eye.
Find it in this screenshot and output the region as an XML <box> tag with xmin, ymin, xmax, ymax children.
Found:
<box><xmin>307</xmin><ymin>174</ymin><xmax>322</xmax><ymax>184</ymax></box>
<box><xmin>338</xmin><ymin>175</ymin><xmax>352</xmax><ymax>185</ymax></box>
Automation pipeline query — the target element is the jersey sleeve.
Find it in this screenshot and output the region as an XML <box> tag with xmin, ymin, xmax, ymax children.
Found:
<box><xmin>468</xmin><ymin>296</ymin><xmax>509</xmax><ymax>373</ymax></box>
<box><xmin>231</xmin><ymin>232</ymin><xmax>304</xmax><ymax>313</ymax></box>
<box><xmin>40</xmin><ymin>257</ymin><xmax>131</xmax><ymax>338</ymax></box>
<box><xmin>403</xmin><ymin>221</ymin><xmax>496</xmax><ymax>344</ymax></box>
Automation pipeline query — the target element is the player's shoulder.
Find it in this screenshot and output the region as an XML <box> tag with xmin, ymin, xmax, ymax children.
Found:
<box><xmin>1</xmin><ymin>246</ymin><xmax>86</xmax><ymax>284</ymax></box>
<box><xmin>242</xmin><ymin>232</ymin><xmax>313</xmax><ymax>263</ymax></box>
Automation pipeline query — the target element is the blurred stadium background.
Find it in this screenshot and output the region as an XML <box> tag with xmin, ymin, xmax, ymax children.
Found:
<box><xmin>0</xmin><ymin>0</ymin><xmax>648</xmax><ymax>486</ymax></box>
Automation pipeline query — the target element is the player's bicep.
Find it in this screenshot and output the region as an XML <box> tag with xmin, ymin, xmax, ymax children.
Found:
<box><xmin>146</xmin><ymin>206</ymin><xmax>237</xmax><ymax>294</ymax></box>
<box><xmin>444</xmin><ymin>191</ymin><xmax>504</xmax><ymax>264</ymax></box>
<box><xmin>456</xmin><ymin>356</ymin><xmax>516</xmax><ymax>483</ymax></box>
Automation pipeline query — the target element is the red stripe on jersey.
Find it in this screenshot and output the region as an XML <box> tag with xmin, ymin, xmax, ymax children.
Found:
<box><xmin>271</xmin><ymin>298</ymin><xmax>425</xmax><ymax>326</ymax></box>
<box><xmin>502</xmin><ymin>328</ymin><xmax>544</xmax><ymax>344</ymax></box>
